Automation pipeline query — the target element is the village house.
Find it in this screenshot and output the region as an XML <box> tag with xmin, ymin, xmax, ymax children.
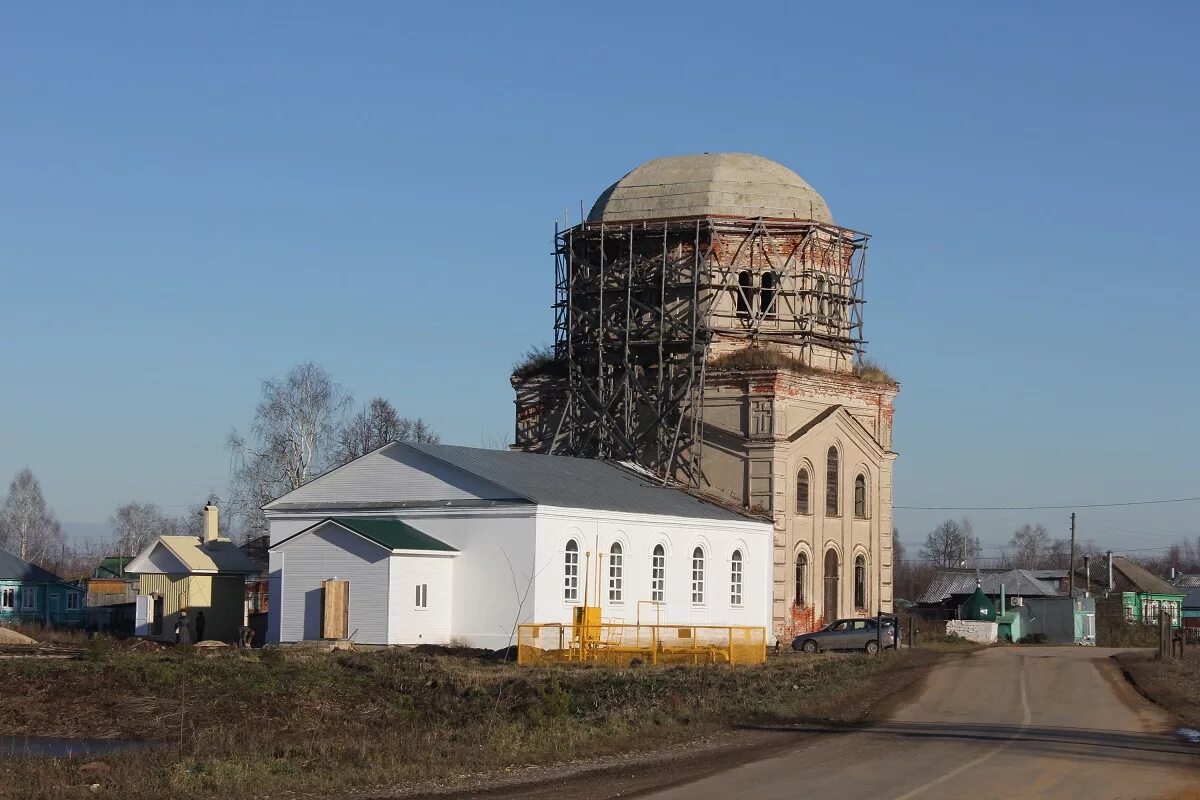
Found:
<box><xmin>126</xmin><ymin>503</ymin><xmax>259</xmax><ymax>643</ymax></box>
<box><xmin>265</xmin><ymin>442</ymin><xmax>773</xmax><ymax>649</ymax></box>
<box><xmin>0</xmin><ymin>548</ymin><xmax>85</xmax><ymax>628</ymax></box>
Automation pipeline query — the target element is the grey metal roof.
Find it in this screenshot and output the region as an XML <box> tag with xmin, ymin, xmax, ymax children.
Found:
<box><xmin>0</xmin><ymin>548</ymin><xmax>71</xmax><ymax>585</ymax></box>
<box><xmin>917</xmin><ymin>568</ymin><xmax>1065</xmax><ymax>605</ymax></box>
<box><xmin>588</xmin><ymin>153</ymin><xmax>834</xmax><ymax>224</ymax></box>
<box><xmin>1175</xmin><ymin>574</ymin><xmax>1200</xmax><ymax>588</ymax></box>
<box><xmin>408</xmin><ymin>443</ymin><xmax>758</xmax><ymax>522</ymax></box>
<box><xmin>1111</xmin><ymin>557</ymin><xmax>1180</xmax><ymax>595</ymax></box>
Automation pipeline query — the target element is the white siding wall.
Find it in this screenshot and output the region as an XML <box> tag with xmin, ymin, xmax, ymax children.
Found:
<box><xmin>388</xmin><ymin>554</ymin><xmax>453</xmax><ymax>645</ymax></box>
<box><xmin>274</xmin><ymin>525</ymin><xmax>391</xmax><ymax>645</ymax></box>
<box><xmin>268</xmin><ymin>508</ymin><xmax>536</xmax><ymax>649</ymax></box>
<box><xmin>531</xmin><ymin>507</ymin><xmax>773</xmax><ymax>632</ymax></box>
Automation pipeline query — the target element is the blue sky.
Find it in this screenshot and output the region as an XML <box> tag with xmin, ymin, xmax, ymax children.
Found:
<box><xmin>2</xmin><ymin>3</ymin><xmax>1198</xmax><ymax>557</ymax></box>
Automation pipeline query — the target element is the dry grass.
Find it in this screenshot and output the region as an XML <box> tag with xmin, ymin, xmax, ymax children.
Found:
<box><xmin>3</xmin><ymin>622</ymin><xmax>89</xmax><ymax>646</ymax></box>
<box><xmin>852</xmin><ymin>357</ymin><xmax>897</xmax><ymax>386</ymax></box>
<box><xmin>0</xmin><ymin>645</ymin><xmax>932</xmax><ymax>799</ymax></box>
<box><xmin>708</xmin><ymin>346</ymin><xmax>811</xmax><ymax>374</ymax></box>
<box><xmin>1116</xmin><ymin>650</ymin><xmax>1200</xmax><ymax>729</ymax></box>
<box><xmin>511</xmin><ymin>345</ymin><xmax>566</xmax><ymax>381</ymax></box>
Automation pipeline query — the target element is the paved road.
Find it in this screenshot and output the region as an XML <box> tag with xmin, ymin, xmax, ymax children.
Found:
<box><xmin>640</xmin><ymin>648</ymin><xmax>1200</xmax><ymax>800</ymax></box>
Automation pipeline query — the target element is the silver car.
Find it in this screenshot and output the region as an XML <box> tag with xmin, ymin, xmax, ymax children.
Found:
<box><xmin>792</xmin><ymin>617</ymin><xmax>897</xmax><ymax>654</ymax></box>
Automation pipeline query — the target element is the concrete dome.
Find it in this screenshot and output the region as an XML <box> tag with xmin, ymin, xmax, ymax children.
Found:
<box><xmin>587</xmin><ymin>153</ymin><xmax>833</xmax><ymax>224</ymax></box>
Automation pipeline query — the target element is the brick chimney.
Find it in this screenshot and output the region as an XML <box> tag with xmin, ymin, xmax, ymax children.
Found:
<box><xmin>203</xmin><ymin>502</ymin><xmax>219</xmax><ymax>548</ymax></box>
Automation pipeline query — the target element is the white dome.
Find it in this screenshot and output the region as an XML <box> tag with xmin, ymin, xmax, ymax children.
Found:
<box><xmin>588</xmin><ymin>153</ymin><xmax>833</xmax><ymax>224</ymax></box>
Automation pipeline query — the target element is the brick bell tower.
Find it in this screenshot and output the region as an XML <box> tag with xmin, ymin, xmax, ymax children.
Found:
<box><xmin>512</xmin><ymin>152</ymin><xmax>898</xmax><ymax>639</ymax></box>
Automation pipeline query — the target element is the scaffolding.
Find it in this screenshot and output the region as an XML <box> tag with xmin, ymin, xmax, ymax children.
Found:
<box><xmin>542</xmin><ymin>215</ymin><xmax>869</xmax><ymax>486</ymax></box>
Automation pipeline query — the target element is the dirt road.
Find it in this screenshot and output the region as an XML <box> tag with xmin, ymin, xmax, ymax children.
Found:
<box><xmin>638</xmin><ymin>647</ymin><xmax>1199</xmax><ymax>800</ymax></box>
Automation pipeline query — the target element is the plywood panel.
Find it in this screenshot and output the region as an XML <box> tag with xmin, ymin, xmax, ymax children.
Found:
<box><xmin>322</xmin><ymin>579</ymin><xmax>349</xmax><ymax>639</ymax></box>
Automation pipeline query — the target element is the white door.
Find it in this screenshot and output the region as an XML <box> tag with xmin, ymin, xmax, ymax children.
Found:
<box><xmin>135</xmin><ymin>595</ymin><xmax>152</xmax><ymax>636</ymax></box>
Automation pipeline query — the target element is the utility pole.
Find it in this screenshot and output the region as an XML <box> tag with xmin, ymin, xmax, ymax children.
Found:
<box><xmin>1068</xmin><ymin>512</ymin><xmax>1077</xmax><ymax>597</ymax></box>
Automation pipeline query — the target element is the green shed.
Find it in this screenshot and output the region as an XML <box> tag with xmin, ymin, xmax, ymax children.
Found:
<box><xmin>961</xmin><ymin>585</ymin><xmax>998</xmax><ymax>621</ymax></box>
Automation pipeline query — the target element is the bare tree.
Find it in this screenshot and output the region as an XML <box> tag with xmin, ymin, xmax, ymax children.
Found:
<box><xmin>1009</xmin><ymin>523</ymin><xmax>1051</xmax><ymax>569</ymax></box>
<box><xmin>110</xmin><ymin>502</ymin><xmax>169</xmax><ymax>565</ymax></box>
<box><xmin>918</xmin><ymin>518</ymin><xmax>980</xmax><ymax>568</ymax></box>
<box><xmin>0</xmin><ymin>468</ymin><xmax>65</xmax><ymax>566</ymax></box>
<box><xmin>332</xmin><ymin>397</ymin><xmax>439</xmax><ymax>467</ymax></box>
<box><xmin>228</xmin><ymin>363</ymin><xmax>352</xmax><ymax>537</ymax></box>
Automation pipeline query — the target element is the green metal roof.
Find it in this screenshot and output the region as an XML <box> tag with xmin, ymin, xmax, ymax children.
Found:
<box><xmin>329</xmin><ymin>518</ymin><xmax>457</xmax><ymax>552</ymax></box>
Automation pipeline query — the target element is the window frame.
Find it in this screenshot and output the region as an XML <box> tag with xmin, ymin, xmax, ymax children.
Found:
<box><xmin>414</xmin><ymin>583</ymin><xmax>429</xmax><ymax>610</ymax></box>
<box><xmin>0</xmin><ymin>587</ymin><xmax>14</xmax><ymax>610</ymax></box>
<box><xmin>759</xmin><ymin>271</ymin><xmax>777</xmax><ymax>319</ymax></box>
<box><xmin>854</xmin><ymin>473</ymin><xmax>868</xmax><ymax>519</ymax></box>
<box><xmin>795</xmin><ymin>552</ymin><xmax>808</xmax><ymax>606</ymax></box>
<box><xmin>650</xmin><ymin>544</ymin><xmax>665</xmax><ymax>603</ymax></box>
<box><xmin>854</xmin><ymin>555</ymin><xmax>867</xmax><ymax>610</ymax></box>
<box><xmin>21</xmin><ymin>588</ymin><xmax>36</xmax><ymax>611</ymax></box>
<box><xmin>564</xmin><ymin>539</ymin><xmax>580</xmax><ymax>603</ymax></box>
<box><xmin>826</xmin><ymin>446</ymin><xmax>840</xmax><ymax>516</ymax></box>
<box><xmin>66</xmin><ymin>592</ymin><xmax>80</xmax><ymax>611</ymax></box>
<box><xmin>691</xmin><ymin>546</ymin><xmax>706</xmax><ymax>606</ymax></box>
<box><xmin>608</xmin><ymin>542</ymin><xmax>624</xmax><ymax>604</ymax></box>
<box><xmin>736</xmin><ymin>271</ymin><xmax>754</xmax><ymax>317</ymax></box>
<box><xmin>730</xmin><ymin>550</ymin><xmax>743</xmax><ymax>607</ymax></box>
<box><xmin>795</xmin><ymin>467</ymin><xmax>811</xmax><ymax>515</ymax></box>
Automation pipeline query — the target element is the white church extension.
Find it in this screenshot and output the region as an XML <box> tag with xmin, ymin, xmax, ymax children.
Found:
<box><xmin>265</xmin><ymin>442</ymin><xmax>772</xmax><ymax>649</ymax></box>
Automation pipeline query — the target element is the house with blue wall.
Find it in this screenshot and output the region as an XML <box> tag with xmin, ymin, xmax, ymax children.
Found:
<box><xmin>0</xmin><ymin>548</ymin><xmax>85</xmax><ymax>628</ymax></box>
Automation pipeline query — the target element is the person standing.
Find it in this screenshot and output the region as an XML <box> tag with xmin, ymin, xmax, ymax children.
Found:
<box><xmin>175</xmin><ymin>609</ymin><xmax>191</xmax><ymax>645</ymax></box>
<box><xmin>195</xmin><ymin>611</ymin><xmax>206</xmax><ymax>642</ymax></box>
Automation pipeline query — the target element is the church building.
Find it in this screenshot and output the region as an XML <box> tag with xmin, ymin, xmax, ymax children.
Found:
<box><xmin>512</xmin><ymin>153</ymin><xmax>899</xmax><ymax>640</ymax></box>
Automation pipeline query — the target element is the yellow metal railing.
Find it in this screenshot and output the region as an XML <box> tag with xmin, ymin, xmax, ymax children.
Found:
<box><xmin>517</xmin><ymin>621</ymin><xmax>767</xmax><ymax>666</ymax></box>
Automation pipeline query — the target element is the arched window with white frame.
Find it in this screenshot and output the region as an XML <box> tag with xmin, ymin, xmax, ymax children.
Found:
<box><xmin>608</xmin><ymin>542</ymin><xmax>624</xmax><ymax>603</ymax></box>
<box><xmin>564</xmin><ymin>539</ymin><xmax>579</xmax><ymax>602</ymax></box>
<box><xmin>730</xmin><ymin>550</ymin><xmax>743</xmax><ymax>607</ymax></box>
<box><xmin>691</xmin><ymin>546</ymin><xmax>706</xmax><ymax>605</ymax></box>
<box><xmin>651</xmin><ymin>544</ymin><xmax>665</xmax><ymax>603</ymax></box>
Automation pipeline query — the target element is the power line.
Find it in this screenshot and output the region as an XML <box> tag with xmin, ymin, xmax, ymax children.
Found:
<box><xmin>896</xmin><ymin>495</ymin><xmax>1200</xmax><ymax>511</ymax></box>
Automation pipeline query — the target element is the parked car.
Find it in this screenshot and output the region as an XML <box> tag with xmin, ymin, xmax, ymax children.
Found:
<box><xmin>792</xmin><ymin>617</ymin><xmax>897</xmax><ymax>654</ymax></box>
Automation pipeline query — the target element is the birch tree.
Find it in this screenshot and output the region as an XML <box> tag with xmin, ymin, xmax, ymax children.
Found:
<box><xmin>110</xmin><ymin>501</ymin><xmax>170</xmax><ymax>563</ymax></box>
<box><xmin>228</xmin><ymin>363</ymin><xmax>351</xmax><ymax>536</ymax></box>
<box><xmin>0</xmin><ymin>468</ymin><xmax>65</xmax><ymax>565</ymax></box>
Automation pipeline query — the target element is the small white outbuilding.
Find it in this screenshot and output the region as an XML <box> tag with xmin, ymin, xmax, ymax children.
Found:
<box><xmin>265</xmin><ymin>442</ymin><xmax>772</xmax><ymax>649</ymax></box>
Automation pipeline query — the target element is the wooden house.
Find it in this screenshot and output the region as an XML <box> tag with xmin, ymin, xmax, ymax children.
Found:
<box><xmin>0</xmin><ymin>548</ymin><xmax>85</xmax><ymax>628</ymax></box>
<box><xmin>126</xmin><ymin>503</ymin><xmax>258</xmax><ymax>643</ymax></box>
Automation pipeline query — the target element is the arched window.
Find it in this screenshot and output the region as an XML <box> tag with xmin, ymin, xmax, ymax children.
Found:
<box><xmin>854</xmin><ymin>474</ymin><xmax>868</xmax><ymax>518</ymax></box>
<box><xmin>730</xmin><ymin>550</ymin><xmax>743</xmax><ymax>607</ymax></box>
<box><xmin>824</xmin><ymin>549</ymin><xmax>839</xmax><ymax>619</ymax></box>
<box><xmin>608</xmin><ymin>542</ymin><xmax>623</xmax><ymax>603</ymax></box>
<box><xmin>854</xmin><ymin>555</ymin><xmax>867</xmax><ymax>610</ymax></box>
<box><xmin>760</xmin><ymin>271</ymin><xmax>776</xmax><ymax>318</ymax></box>
<box><xmin>826</xmin><ymin>446</ymin><xmax>839</xmax><ymax>516</ymax></box>
<box><xmin>795</xmin><ymin>552</ymin><xmax>808</xmax><ymax>606</ymax></box>
<box><xmin>736</xmin><ymin>271</ymin><xmax>754</xmax><ymax>317</ymax></box>
<box><xmin>564</xmin><ymin>540</ymin><xmax>579</xmax><ymax>602</ymax></box>
<box><xmin>691</xmin><ymin>546</ymin><xmax>706</xmax><ymax>605</ymax></box>
<box><xmin>651</xmin><ymin>544</ymin><xmax>665</xmax><ymax>603</ymax></box>
<box><xmin>816</xmin><ymin>276</ymin><xmax>828</xmax><ymax>319</ymax></box>
<box><xmin>795</xmin><ymin>467</ymin><xmax>810</xmax><ymax>515</ymax></box>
